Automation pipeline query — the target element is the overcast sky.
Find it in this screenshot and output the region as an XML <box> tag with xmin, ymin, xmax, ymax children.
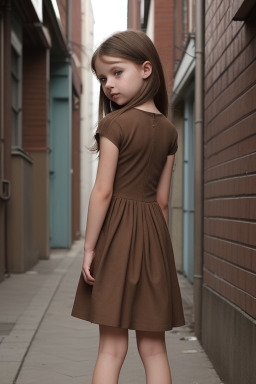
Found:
<box><xmin>92</xmin><ymin>0</ymin><xmax>128</xmax><ymax>49</ymax></box>
<box><xmin>91</xmin><ymin>0</ymin><xmax>128</xmax><ymax>122</ymax></box>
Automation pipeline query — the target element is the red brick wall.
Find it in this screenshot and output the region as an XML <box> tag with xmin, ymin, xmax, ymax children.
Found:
<box><xmin>173</xmin><ymin>0</ymin><xmax>183</xmax><ymax>73</ymax></box>
<box><xmin>23</xmin><ymin>49</ymin><xmax>49</xmax><ymax>151</ymax></box>
<box><xmin>204</xmin><ymin>0</ymin><xmax>256</xmax><ymax>319</ymax></box>
<box><xmin>154</xmin><ymin>0</ymin><xmax>174</xmax><ymax>97</ymax></box>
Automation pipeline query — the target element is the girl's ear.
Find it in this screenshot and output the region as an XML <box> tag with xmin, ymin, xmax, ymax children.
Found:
<box><xmin>142</xmin><ymin>61</ymin><xmax>152</xmax><ymax>79</ymax></box>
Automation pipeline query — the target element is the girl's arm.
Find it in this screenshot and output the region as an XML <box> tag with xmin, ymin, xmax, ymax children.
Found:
<box><xmin>156</xmin><ymin>155</ymin><xmax>175</xmax><ymax>226</ymax></box>
<box><xmin>82</xmin><ymin>136</ymin><xmax>119</xmax><ymax>284</ymax></box>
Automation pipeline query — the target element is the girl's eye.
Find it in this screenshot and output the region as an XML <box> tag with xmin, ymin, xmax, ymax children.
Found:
<box><xmin>114</xmin><ymin>70</ymin><xmax>122</xmax><ymax>77</ymax></box>
<box><xmin>99</xmin><ymin>77</ymin><xmax>106</xmax><ymax>83</ymax></box>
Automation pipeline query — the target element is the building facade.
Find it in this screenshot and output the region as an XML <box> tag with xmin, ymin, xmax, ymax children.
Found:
<box><xmin>0</xmin><ymin>0</ymin><xmax>93</xmax><ymax>282</ymax></box>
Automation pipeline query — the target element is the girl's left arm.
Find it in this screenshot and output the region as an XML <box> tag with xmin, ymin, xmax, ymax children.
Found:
<box><xmin>156</xmin><ymin>154</ymin><xmax>175</xmax><ymax>227</ymax></box>
<box><xmin>82</xmin><ymin>136</ymin><xmax>119</xmax><ymax>285</ymax></box>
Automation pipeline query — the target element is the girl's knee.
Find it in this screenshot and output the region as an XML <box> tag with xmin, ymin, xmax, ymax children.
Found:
<box><xmin>99</xmin><ymin>325</ymin><xmax>128</xmax><ymax>360</ymax></box>
<box><xmin>136</xmin><ymin>330</ymin><xmax>166</xmax><ymax>359</ymax></box>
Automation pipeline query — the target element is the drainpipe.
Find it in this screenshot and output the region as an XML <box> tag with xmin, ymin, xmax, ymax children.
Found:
<box><xmin>128</xmin><ymin>0</ymin><xmax>141</xmax><ymax>29</ymax></box>
<box><xmin>194</xmin><ymin>0</ymin><xmax>204</xmax><ymax>339</ymax></box>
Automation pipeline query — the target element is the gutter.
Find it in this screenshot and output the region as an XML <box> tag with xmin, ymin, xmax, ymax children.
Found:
<box><xmin>194</xmin><ymin>0</ymin><xmax>204</xmax><ymax>338</ymax></box>
<box><xmin>171</xmin><ymin>34</ymin><xmax>195</xmax><ymax>106</ymax></box>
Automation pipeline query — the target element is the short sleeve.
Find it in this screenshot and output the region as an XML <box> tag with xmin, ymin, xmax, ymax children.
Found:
<box><xmin>96</xmin><ymin>118</ymin><xmax>122</xmax><ymax>150</ymax></box>
<box><xmin>168</xmin><ymin>128</ymin><xmax>178</xmax><ymax>155</ymax></box>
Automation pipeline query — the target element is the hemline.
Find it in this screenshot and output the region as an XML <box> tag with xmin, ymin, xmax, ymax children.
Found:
<box><xmin>71</xmin><ymin>312</ymin><xmax>186</xmax><ymax>333</ymax></box>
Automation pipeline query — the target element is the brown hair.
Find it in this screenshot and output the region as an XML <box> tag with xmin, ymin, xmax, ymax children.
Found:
<box><xmin>89</xmin><ymin>30</ymin><xmax>168</xmax><ymax>152</ymax></box>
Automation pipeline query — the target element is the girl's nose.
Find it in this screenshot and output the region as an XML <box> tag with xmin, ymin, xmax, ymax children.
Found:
<box><xmin>105</xmin><ymin>78</ymin><xmax>114</xmax><ymax>88</ymax></box>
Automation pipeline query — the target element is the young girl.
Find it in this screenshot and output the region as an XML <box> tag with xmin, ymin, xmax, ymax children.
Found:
<box><xmin>71</xmin><ymin>30</ymin><xmax>185</xmax><ymax>384</ymax></box>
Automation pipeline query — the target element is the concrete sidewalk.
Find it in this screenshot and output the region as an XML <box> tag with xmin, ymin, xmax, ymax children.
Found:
<box><xmin>0</xmin><ymin>240</ymin><xmax>223</xmax><ymax>384</ymax></box>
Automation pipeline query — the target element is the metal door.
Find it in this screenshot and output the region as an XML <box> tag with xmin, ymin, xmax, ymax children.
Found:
<box><xmin>49</xmin><ymin>97</ymin><xmax>71</xmax><ymax>247</ymax></box>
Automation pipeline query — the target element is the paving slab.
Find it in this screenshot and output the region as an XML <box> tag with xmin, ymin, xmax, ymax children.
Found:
<box><xmin>0</xmin><ymin>241</ymin><xmax>83</xmax><ymax>384</ymax></box>
<box><xmin>0</xmin><ymin>240</ymin><xmax>223</xmax><ymax>384</ymax></box>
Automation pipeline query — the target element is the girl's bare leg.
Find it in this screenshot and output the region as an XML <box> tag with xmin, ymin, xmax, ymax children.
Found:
<box><xmin>92</xmin><ymin>324</ymin><xmax>128</xmax><ymax>384</ymax></box>
<box><xmin>136</xmin><ymin>330</ymin><xmax>172</xmax><ymax>384</ymax></box>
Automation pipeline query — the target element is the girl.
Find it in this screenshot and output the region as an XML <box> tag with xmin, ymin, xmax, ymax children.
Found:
<box><xmin>71</xmin><ymin>30</ymin><xmax>185</xmax><ymax>384</ymax></box>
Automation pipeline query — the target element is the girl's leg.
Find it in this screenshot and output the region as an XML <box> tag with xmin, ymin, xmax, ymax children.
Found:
<box><xmin>92</xmin><ymin>324</ymin><xmax>128</xmax><ymax>384</ymax></box>
<box><xmin>136</xmin><ymin>330</ymin><xmax>172</xmax><ymax>384</ymax></box>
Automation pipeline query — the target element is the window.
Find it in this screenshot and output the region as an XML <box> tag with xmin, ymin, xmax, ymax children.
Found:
<box><xmin>11</xmin><ymin>30</ymin><xmax>22</xmax><ymax>148</ymax></box>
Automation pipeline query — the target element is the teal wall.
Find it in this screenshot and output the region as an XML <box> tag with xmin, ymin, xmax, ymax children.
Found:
<box><xmin>182</xmin><ymin>86</ymin><xmax>194</xmax><ymax>283</ymax></box>
<box><xmin>49</xmin><ymin>61</ymin><xmax>72</xmax><ymax>248</ymax></box>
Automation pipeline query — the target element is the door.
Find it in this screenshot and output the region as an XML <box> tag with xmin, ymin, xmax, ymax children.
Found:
<box><xmin>49</xmin><ymin>98</ymin><xmax>71</xmax><ymax>247</ymax></box>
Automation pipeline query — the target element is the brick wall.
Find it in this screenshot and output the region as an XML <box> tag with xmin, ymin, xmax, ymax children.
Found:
<box><xmin>173</xmin><ymin>0</ymin><xmax>184</xmax><ymax>73</ymax></box>
<box><xmin>204</xmin><ymin>0</ymin><xmax>256</xmax><ymax>320</ymax></box>
<box><xmin>23</xmin><ymin>49</ymin><xmax>49</xmax><ymax>151</ymax></box>
<box><xmin>154</xmin><ymin>0</ymin><xmax>174</xmax><ymax>96</ymax></box>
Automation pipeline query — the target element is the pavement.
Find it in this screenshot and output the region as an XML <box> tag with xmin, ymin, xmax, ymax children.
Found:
<box><xmin>0</xmin><ymin>239</ymin><xmax>223</xmax><ymax>384</ymax></box>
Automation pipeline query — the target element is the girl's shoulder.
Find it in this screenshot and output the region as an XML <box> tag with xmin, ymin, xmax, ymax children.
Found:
<box><xmin>96</xmin><ymin>114</ymin><xmax>123</xmax><ymax>150</ymax></box>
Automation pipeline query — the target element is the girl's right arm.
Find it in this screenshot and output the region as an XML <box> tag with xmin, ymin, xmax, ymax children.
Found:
<box><xmin>82</xmin><ymin>136</ymin><xmax>119</xmax><ymax>284</ymax></box>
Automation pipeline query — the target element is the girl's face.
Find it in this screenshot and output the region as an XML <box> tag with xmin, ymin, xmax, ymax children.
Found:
<box><xmin>95</xmin><ymin>55</ymin><xmax>151</xmax><ymax>106</ymax></box>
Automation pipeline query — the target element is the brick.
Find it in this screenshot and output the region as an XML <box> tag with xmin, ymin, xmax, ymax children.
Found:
<box><xmin>204</xmin><ymin>197</ymin><xmax>256</xmax><ymax>221</ymax></box>
<box><xmin>205</xmin><ymin>133</ymin><xmax>256</xmax><ymax>171</ymax></box>
<box><xmin>205</xmin><ymin>174</ymin><xmax>256</xmax><ymax>199</ymax></box>
<box><xmin>204</xmin><ymin>217</ymin><xmax>256</xmax><ymax>247</ymax></box>
<box><xmin>204</xmin><ymin>269</ymin><xmax>255</xmax><ymax>319</ymax></box>
<box><xmin>204</xmin><ymin>235</ymin><xmax>256</xmax><ymax>272</ymax></box>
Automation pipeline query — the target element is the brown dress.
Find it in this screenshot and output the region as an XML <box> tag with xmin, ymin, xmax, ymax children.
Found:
<box><xmin>71</xmin><ymin>108</ymin><xmax>185</xmax><ymax>332</ymax></box>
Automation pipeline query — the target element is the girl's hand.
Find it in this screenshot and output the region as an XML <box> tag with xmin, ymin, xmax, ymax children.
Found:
<box><xmin>82</xmin><ymin>248</ymin><xmax>96</xmax><ymax>285</ymax></box>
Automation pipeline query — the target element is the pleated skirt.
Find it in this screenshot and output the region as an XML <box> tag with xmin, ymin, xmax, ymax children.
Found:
<box><xmin>71</xmin><ymin>195</ymin><xmax>185</xmax><ymax>332</ymax></box>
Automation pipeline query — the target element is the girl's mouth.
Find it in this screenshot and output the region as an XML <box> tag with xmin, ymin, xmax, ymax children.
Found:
<box><xmin>110</xmin><ymin>93</ymin><xmax>120</xmax><ymax>99</ymax></box>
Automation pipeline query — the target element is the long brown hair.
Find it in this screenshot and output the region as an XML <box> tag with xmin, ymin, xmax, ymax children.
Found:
<box><xmin>89</xmin><ymin>30</ymin><xmax>168</xmax><ymax>153</ymax></box>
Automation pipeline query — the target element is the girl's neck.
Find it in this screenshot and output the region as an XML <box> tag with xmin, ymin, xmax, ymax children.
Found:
<box><xmin>134</xmin><ymin>100</ymin><xmax>161</xmax><ymax>114</ymax></box>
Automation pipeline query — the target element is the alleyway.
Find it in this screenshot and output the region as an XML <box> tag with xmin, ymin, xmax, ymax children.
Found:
<box><xmin>0</xmin><ymin>240</ymin><xmax>222</xmax><ymax>384</ymax></box>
